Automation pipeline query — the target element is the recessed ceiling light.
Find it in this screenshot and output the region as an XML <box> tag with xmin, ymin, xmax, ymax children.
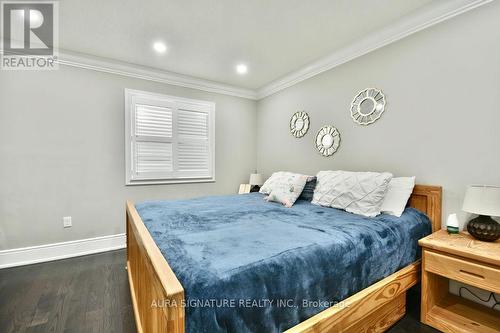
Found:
<box><xmin>236</xmin><ymin>64</ymin><xmax>248</xmax><ymax>75</ymax></box>
<box><xmin>153</xmin><ymin>41</ymin><xmax>167</xmax><ymax>54</ymax></box>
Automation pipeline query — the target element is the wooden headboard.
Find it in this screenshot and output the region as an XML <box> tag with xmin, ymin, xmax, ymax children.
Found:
<box><xmin>408</xmin><ymin>185</ymin><xmax>442</xmax><ymax>232</ymax></box>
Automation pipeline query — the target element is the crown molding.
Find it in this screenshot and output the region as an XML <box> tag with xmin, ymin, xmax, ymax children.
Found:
<box><xmin>256</xmin><ymin>0</ymin><xmax>493</xmax><ymax>100</ymax></box>
<box><xmin>0</xmin><ymin>48</ymin><xmax>257</xmax><ymax>99</ymax></box>
<box><xmin>56</xmin><ymin>51</ymin><xmax>258</xmax><ymax>100</ymax></box>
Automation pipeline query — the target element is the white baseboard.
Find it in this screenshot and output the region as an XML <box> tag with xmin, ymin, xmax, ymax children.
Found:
<box><xmin>0</xmin><ymin>234</ymin><xmax>126</xmax><ymax>269</ymax></box>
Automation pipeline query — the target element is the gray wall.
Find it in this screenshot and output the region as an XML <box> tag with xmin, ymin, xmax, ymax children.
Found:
<box><xmin>0</xmin><ymin>66</ymin><xmax>257</xmax><ymax>250</ymax></box>
<box><xmin>256</xmin><ymin>3</ymin><xmax>500</xmax><ymax>229</ymax></box>
<box><xmin>1</xmin><ymin>3</ymin><xmax>499</xmax><ymax>251</ymax></box>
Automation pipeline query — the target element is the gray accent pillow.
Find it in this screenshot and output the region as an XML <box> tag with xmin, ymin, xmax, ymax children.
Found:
<box><xmin>298</xmin><ymin>177</ymin><xmax>317</xmax><ymax>201</ymax></box>
<box><xmin>312</xmin><ymin>170</ymin><xmax>393</xmax><ymax>217</ymax></box>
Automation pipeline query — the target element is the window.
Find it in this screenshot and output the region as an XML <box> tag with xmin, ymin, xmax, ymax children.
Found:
<box><xmin>125</xmin><ymin>89</ymin><xmax>215</xmax><ymax>185</ymax></box>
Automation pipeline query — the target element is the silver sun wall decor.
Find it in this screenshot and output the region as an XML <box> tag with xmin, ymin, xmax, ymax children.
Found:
<box><xmin>315</xmin><ymin>125</ymin><xmax>341</xmax><ymax>157</ymax></box>
<box><xmin>350</xmin><ymin>88</ymin><xmax>386</xmax><ymax>125</ymax></box>
<box><xmin>290</xmin><ymin>111</ymin><xmax>310</xmax><ymax>138</ymax></box>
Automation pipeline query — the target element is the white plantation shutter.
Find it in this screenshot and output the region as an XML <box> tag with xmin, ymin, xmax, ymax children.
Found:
<box><xmin>135</xmin><ymin>141</ymin><xmax>173</xmax><ymax>174</ymax></box>
<box><xmin>178</xmin><ymin>143</ymin><xmax>209</xmax><ymax>172</ymax></box>
<box><xmin>133</xmin><ymin>104</ymin><xmax>174</xmax><ymax>178</ymax></box>
<box><xmin>125</xmin><ymin>90</ymin><xmax>215</xmax><ymax>184</ymax></box>
<box><xmin>177</xmin><ymin>108</ymin><xmax>210</xmax><ymax>176</ymax></box>
<box><xmin>135</xmin><ymin>105</ymin><xmax>173</xmax><ymax>137</ymax></box>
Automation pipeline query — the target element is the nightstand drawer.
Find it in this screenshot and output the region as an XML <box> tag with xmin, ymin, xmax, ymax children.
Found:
<box><xmin>424</xmin><ymin>250</ymin><xmax>500</xmax><ymax>294</ymax></box>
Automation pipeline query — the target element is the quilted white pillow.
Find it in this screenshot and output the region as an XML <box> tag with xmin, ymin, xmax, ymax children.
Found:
<box><xmin>380</xmin><ymin>177</ymin><xmax>416</xmax><ymax>217</ymax></box>
<box><xmin>312</xmin><ymin>170</ymin><xmax>393</xmax><ymax>217</ymax></box>
<box><xmin>266</xmin><ymin>174</ymin><xmax>309</xmax><ymax>207</ymax></box>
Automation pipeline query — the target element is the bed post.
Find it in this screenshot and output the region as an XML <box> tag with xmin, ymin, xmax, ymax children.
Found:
<box><xmin>409</xmin><ymin>185</ymin><xmax>442</xmax><ymax>232</ymax></box>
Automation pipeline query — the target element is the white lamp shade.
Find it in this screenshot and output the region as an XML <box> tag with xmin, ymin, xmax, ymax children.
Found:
<box><xmin>462</xmin><ymin>185</ymin><xmax>500</xmax><ymax>216</ymax></box>
<box><xmin>249</xmin><ymin>173</ymin><xmax>264</xmax><ymax>186</ymax></box>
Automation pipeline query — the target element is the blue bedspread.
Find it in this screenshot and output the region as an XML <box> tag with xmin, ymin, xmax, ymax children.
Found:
<box><xmin>136</xmin><ymin>193</ymin><xmax>431</xmax><ymax>333</ymax></box>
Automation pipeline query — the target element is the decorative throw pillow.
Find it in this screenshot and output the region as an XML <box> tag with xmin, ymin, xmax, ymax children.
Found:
<box><xmin>298</xmin><ymin>177</ymin><xmax>317</xmax><ymax>201</ymax></box>
<box><xmin>260</xmin><ymin>171</ymin><xmax>308</xmax><ymax>194</ymax></box>
<box><xmin>260</xmin><ymin>171</ymin><xmax>284</xmax><ymax>194</ymax></box>
<box><xmin>312</xmin><ymin>170</ymin><xmax>393</xmax><ymax>217</ymax></box>
<box><xmin>266</xmin><ymin>173</ymin><xmax>309</xmax><ymax>207</ymax></box>
<box><xmin>380</xmin><ymin>176</ymin><xmax>416</xmax><ymax>217</ymax></box>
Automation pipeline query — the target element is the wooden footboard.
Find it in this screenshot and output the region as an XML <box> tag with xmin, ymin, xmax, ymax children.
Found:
<box><xmin>126</xmin><ymin>185</ymin><xmax>442</xmax><ymax>333</ymax></box>
<box><xmin>285</xmin><ymin>261</ymin><xmax>421</xmax><ymax>333</ymax></box>
<box><xmin>126</xmin><ymin>201</ymin><xmax>184</xmax><ymax>333</ymax></box>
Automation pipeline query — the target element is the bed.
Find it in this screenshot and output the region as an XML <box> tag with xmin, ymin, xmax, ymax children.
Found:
<box><xmin>126</xmin><ymin>185</ymin><xmax>442</xmax><ymax>333</ymax></box>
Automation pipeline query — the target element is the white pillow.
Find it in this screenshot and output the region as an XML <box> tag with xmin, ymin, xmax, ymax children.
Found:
<box><xmin>312</xmin><ymin>170</ymin><xmax>393</xmax><ymax>217</ymax></box>
<box><xmin>260</xmin><ymin>171</ymin><xmax>308</xmax><ymax>194</ymax></box>
<box><xmin>266</xmin><ymin>174</ymin><xmax>309</xmax><ymax>207</ymax></box>
<box><xmin>380</xmin><ymin>177</ymin><xmax>416</xmax><ymax>217</ymax></box>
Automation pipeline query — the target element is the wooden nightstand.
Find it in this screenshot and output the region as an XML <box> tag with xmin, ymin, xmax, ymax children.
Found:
<box><xmin>238</xmin><ymin>184</ymin><xmax>251</xmax><ymax>194</ymax></box>
<box><xmin>419</xmin><ymin>230</ymin><xmax>500</xmax><ymax>332</ymax></box>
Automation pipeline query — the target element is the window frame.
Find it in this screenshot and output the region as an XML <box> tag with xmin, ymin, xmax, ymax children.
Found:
<box><xmin>124</xmin><ymin>89</ymin><xmax>215</xmax><ymax>185</ymax></box>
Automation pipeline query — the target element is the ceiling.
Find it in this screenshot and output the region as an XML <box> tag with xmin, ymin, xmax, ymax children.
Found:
<box><xmin>59</xmin><ymin>0</ymin><xmax>435</xmax><ymax>90</ymax></box>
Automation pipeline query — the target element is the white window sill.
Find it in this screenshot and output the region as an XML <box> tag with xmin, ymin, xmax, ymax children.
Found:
<box><xmin>125</xmin><ymin>177</ymin><xmax>216</xmax><ymax>186</ymax></box>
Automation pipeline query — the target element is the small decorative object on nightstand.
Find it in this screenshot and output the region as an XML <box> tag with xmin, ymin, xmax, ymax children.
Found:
<box><xmin>462</xmin><ymin>185</ymin><xmax>500</xmax><ymax>242</ymax></box>
<box><xmin>446</xmin><ymin>213</ymin><xmax>460</xmax><ymax>234</ymax></box>
<box><xmin>249</xmin><ymin>173</ymin><xmax>263</xmax><ymax>192</ymax></box>
<box><xmin>419</xmin><ymin>230</ymin><xmax>500</xmax><ymax>332</ymax></box>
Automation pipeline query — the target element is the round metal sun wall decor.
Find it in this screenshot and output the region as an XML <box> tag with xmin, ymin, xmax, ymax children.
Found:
<box><xmin>315</xmin><ymin>125</ymin><xmax>341</xmax><ymax>157</ymax></box>
<box><xmin>290</xmin><ymin>111</ymin><xmax>310</xmax><ymax>138</ymax></box>
<box><xmin>350</xmin><ymin>88</ymin><xmax>386</xmax><ymax>125</ymax></box>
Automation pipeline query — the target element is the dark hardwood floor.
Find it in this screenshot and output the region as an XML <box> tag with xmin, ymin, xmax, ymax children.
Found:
<box><xmin>0</xmin><ymin>250</ymin><xmax>438</xmax><ymax>333</ymax></box>
<box><xmin>0</xmin><ymin>250</ymin><xmax>136</xmax><ymax>333</ymax></box>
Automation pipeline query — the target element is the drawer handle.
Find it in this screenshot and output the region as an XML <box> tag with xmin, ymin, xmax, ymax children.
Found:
<box><xmin>459</xmin><ymin>269</ymin><xmax>485</xmax><ymax>279</ymax></box>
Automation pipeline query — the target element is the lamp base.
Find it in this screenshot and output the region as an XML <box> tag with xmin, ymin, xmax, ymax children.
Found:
<box><xmin>250</xmin><ymin>185</ymin><xmax>261</xmax><ymax>193</ymax></box>
<box><xmin>466</xmin><ymin>215</ymin><xmax>500</xmax><ymax>242</ymax></box>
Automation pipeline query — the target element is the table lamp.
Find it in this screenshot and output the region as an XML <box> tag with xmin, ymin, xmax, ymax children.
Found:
<box><xmin>462</xmin><ymin>185</ymin><xmax>500</xmax><ymax>242</ymax></box>
<box><xmin>249</xmin><ymin>173</ymin><xmax>264</xmax><ymax>192</ymax></box>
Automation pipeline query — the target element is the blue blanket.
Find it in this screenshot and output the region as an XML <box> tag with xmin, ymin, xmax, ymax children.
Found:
<box><xmin>136</xmin><ymin>193</ymin><xmax>431</xmax><ymax>333</ymax></box>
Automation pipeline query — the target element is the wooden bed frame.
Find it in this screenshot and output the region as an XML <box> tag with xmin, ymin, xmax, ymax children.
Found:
<box><xmin>126</xmin><ymin>185</ymin><xmax>442</xmax><ymax>333</ymax></box>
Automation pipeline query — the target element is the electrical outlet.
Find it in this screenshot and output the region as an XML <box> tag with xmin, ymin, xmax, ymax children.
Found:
<box><xmin>63</xmin><ymin>216</ymin><xmax>72</xmax><ymax>228</ymax></box>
